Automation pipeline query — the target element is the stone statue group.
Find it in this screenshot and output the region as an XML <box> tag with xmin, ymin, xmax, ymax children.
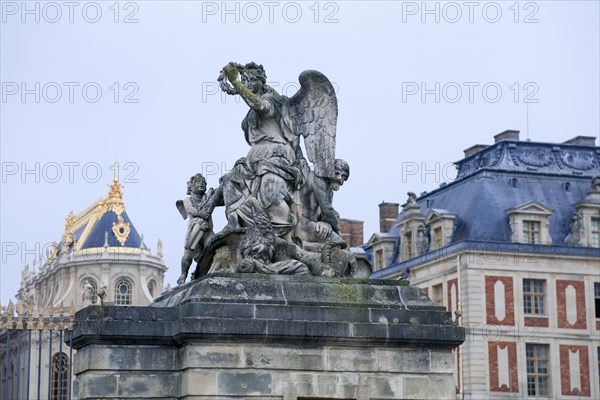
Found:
<box><xmin>176</xmin><ymin>62</ymin><xmax>357</xmax><ymax>285</ymax></box>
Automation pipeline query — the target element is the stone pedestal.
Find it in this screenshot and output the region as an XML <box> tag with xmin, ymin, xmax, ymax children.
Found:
<box><xmin>71</xmin><ymin>274</ymin><xmax>464</xmax><ymax>399</ymax></box>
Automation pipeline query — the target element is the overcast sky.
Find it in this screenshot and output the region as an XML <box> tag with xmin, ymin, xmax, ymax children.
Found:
<box><xmin>1</xmin><ymin>0</ymin><xmax>599</xmax><ymax>305</ymax></box>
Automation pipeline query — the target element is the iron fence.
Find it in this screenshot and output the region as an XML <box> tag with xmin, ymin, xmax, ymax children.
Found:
<box><xmin>0</xmin><ymin>302</ymin><xmax>75</xmax><ymax>400</ymax></box>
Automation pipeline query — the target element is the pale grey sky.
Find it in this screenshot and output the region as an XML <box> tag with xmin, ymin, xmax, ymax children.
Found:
<box><xmin>1</xmin><ymin>1</ymin><xmax>599</xmax><ymax>304</ymax></box>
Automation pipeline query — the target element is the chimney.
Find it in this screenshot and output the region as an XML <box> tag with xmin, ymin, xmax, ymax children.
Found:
<box><xmin>563</xmin><ymin>136</ymin><xmax>596</xmax><ymax>147</ymax></box>
<box><xmin>463</xmin><ymin>144</ymin><xmax>489</xmax><ymax>158</ymax></box>
<box><xmin>339</xmin><ymin>218</ymin><xmax>364</xmax><ymax>247</ymax></box>
<box><xmin>379</xmin><ymin>202</ymin><xmax>399</xmax><ymax>233</ymax></box>
<box><xmin>494</xmin><ymin>130</ymin><xmax>520</xmax><ymax>143</ymax></box>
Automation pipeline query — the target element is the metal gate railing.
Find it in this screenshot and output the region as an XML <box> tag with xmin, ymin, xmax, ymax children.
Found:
<box><xmin>0</xmin><ymin>301</ymin><xmax>75</xmax><ymax>400</ymax></box>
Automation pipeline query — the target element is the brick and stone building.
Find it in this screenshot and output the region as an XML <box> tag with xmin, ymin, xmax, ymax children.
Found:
<box><xmin>366</xmin><ymin>131</ymin><xmax>600</xmax><ymax>399</ymax></box>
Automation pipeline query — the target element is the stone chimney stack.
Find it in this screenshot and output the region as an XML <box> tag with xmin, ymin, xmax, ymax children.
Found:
<box><xmin>339</xmin><ymin>218</ymin><xmax>364</xmax><ymax>247</ymax></box>
<box><xmin>494</xmin><ymin>130</ymin><xmax>520</xmax><ymax>143</ymax></box>
<box><xmin>563</xmin><ymin>136</ymin><xmax>596</xmax><ymax>146</ymax></box>
<box><xmin>379</xmin><ymin>202</ymin><xmax>399</xmax><ymax>233</ymax></box>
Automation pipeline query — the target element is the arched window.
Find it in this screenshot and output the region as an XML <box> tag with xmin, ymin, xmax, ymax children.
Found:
<box><xmin>114</xmin><ymin>278</ymin><xmax>132</xmax><ymax>305</ymax></box>
<box><xmin>82</xmin><ymin>279</ymin><xmax>97</xmax><ymax>304</ymax></box>
<box><xmin>51</xmin><ymin>353</ymin><xmax>69</xmax><ymax>400</ymax></box>
<box><xmin>147</xmin><ymin>280</ymin><xmax>156</xmax><ymax>298</ymax></box>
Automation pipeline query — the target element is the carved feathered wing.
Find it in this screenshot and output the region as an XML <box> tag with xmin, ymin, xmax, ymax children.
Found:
<box><xmin>288</xmin><ymin>70</ymin><xmax>338</xmax><ymax>179</ymax></box>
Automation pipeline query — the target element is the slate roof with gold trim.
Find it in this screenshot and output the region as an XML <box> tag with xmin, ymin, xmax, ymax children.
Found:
<box><xmin>59</xmin><ymin>179</ymin><xmax>146</xmax><ymax>253</ymax></box>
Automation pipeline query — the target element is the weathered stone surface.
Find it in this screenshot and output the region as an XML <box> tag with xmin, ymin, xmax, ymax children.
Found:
<box><xmin>76</xmin><ymin>374</ymin><xmax>118</xmax><ymax>399</ymax></box>
<box><xmin>377</xmin><ymin>347</ymin><xmax>430</xmax><ymax>373</ymax></box>
<box><xmin>245</xmin><ymin>346</ymin><xmax>324</xmax><ymax>371</ymax></box>
<box><xmin>367</xmin><ymin>375</ymin><xmax>403</xmax><ymax>398</ymax></box>
<box><xmin>403</xmin><ymin>375</ymin><xmax>456</xmax><ymax>399</ymax></box>
<box><xmin>430</xmin><ymin>349</ymin><xmax>455</xmax><ymax>373</ymax></box>
<box><xmin>75</xmin><ymin>345</ymin><xmax>177</xmax><ymax>373</ymax></box>
<box><xmin>117</xmin><ymin>372</ymin><xmax>179</xmax><ymax>398</ymax></box>
<box><xmin>180</xmin><ymin>344</ymin><xmax>242</xmax><ymax>369</ymax></box>
<box><xmin>217</xmin><ymin>372</ymin><xmax>272</xmax><ymax>395</ymax></box>
<box><xmin>180</xmin><ymin>370</ymin><xmax>218</xmax><ymax>395</ymax></box>
<box><xmin>72</xmin><ymin>274</ymin><xmax>464</xmax><ymax>399</ymax></box>
<box><xmin>326</xmin><ymin>348</ymin><xmax>378</xmax><ymax>371</ymax></box>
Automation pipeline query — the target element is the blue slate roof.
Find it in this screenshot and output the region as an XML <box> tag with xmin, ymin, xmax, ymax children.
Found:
<box><xmin>370</xmin><ymin>135</ymin><xmax>600</xmax><ymax>270</ymax></box>
<box><xmin>79</xmin><ymin>210</ymin><xmax>145</xmax><ymax>249</ymax></box>
<box><xmin>404</xmin><ymin>171</ymin><xmax>592</xmax><ymax>245</ymax></box>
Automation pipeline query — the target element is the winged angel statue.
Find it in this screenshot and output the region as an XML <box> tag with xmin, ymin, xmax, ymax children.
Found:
<box><xmin>183</xmin><ymin>62</ymin><xmax>356</xmax><ymax>282</ymax></box>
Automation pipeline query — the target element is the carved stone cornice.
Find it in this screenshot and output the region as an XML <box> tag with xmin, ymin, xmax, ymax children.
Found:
<box><xmin>455</xmin><ymin>141</ymin><xmax>600</xmax><ymax>179</ymax></box>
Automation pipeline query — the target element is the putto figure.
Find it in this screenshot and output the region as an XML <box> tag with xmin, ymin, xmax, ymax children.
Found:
<box><xmin>176</xmin><ymin>173</ymin><xmax>222</xmax><ymax>284</ymax></box>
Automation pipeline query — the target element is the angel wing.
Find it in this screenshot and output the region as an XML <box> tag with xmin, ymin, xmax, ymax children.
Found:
<box><xmin>176</xmin><ymin>200</ymin><xmax>187</xmax><ymax>220</ymax></box>
<box><xmin>288</xmin><ymin>70</ymin><xmax>338</xmax><ymax>179</ymax></box>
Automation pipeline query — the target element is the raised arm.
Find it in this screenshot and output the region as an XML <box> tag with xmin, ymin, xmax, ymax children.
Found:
<box><xmin>222</xmin><ymin>63</ymin><xmax>272</xmax><ymax>114</ymax></box>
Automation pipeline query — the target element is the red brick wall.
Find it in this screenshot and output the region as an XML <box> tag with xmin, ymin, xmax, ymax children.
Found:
<box><xmin>379</xmin><ymin>202</ymin><xmax>399</xmax><ymax>232</ymax></box>
<box><xmin>485</xmin><ymin>276</ymin><xmax>515</xmax><ymax>326</ymax></box>
<box><xmin>448</xmin><ymin>278</ymin><xmax>458</xmax><ymax>312</ymax></box>
<box><xmin>556</xmin><ymin>280</ymin><xmax>586</xmax><ymax>329</ymax></box>
<box><xmin>560</xmin><ymin>345</ymin><xmax>590</xmax><ymax>397</ymax></box>
<box><xmin>488</xmin><ymin>342</ymin><xmax>518</xmax><ymax>393</ymax></box>
<box><xmin>339</xmin><ymin>218</ymin><xmax>364</xmax><ymax>247</ymax></box>
<box><xmin>524</xmin><ymin>317</ymin><xmax>549</xmax><ymax>328</ymax></box>
<box><xmin>422</xmin><ymin>287</ymin><xmax>428</xmax><ymax>296</ymax></box>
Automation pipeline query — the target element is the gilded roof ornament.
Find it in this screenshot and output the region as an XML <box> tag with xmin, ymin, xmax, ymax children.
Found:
<box><xmin>105</xmin><ymin>178</ymin><xmax>126</xmax><ymax>215</ymax></box>
<box><xmin>62</xmin><ymin>210</ymin><xmax>76</xmax><ymax>248</ymax></box>
<box><xmin>64</xmin><ymin>210</ymin><xmax>75</xmax><ymax>231</ymax></box>
<box><xmin>112</xmin><ymin>214</ymin><xmax>131</xmax><ymax>246</ymax></box>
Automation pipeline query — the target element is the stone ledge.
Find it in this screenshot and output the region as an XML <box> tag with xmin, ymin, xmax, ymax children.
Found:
<box><xmin>151</xmin><ymin>273</ymin><xmax>432</xmax><ymax>309</ymax></box>
<box><xmin>72</xmin><ymin>274</ymin><xmax>464</xmax><ymax>350</ymax></box>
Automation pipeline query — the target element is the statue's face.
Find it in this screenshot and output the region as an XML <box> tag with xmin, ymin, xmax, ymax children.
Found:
<box><xmin>241</xmin><ymin>71</ymin><xmax>263</xmax><ymax>94</ymax></box>
<box><xmin>330</xmin><ymin>169</ymin><xmax>349</xmax><ymax>191</ymax></box>
<box><xmin>191</xmin><ymin>178</ymin><xmax>206</xmax><ymax>195</ymax></box>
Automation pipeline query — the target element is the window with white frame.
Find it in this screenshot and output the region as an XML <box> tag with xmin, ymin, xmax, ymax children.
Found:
<box><xmin>522</xmin><ymin>220</ymin><xmax>541</xmax><ymax>244</ymax></box>
<box><xmin>523</xmin><ymin>279</ymin><xmax>546</xmax><ymax>315</ymax></box>
<box><xmin>526</xmin><ymin>343</ymin><xmax>549</xmax><ymax>396</ymax></box>
<box><xmin>114</xmin><ymin>278</ymin><xmax>132</xmax><ymax>305</ymax></box>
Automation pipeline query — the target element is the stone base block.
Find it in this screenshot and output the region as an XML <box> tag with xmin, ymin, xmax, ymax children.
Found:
<box><xmin>71</xmin><ymin>274</ymin><xmax>464</xmax><ymax>399</ymax></box>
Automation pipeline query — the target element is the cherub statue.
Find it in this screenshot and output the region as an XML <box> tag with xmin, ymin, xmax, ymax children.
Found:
<box><xmin>176</xmin><ymin>173</ymin><xmax>223</xmax><ymax>284</ymax></box>
<box><xmin>218</xmin><ymin>62</ymin><xmax>338</xmax><ymax>241</ymax></box>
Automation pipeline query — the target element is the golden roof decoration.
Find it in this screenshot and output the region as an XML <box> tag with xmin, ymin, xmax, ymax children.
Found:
<box><xmin>35</xmin><ymin>178</ymin><xmax>137</xmax><ymax>255</ymax></box>
<box><xmin>62</xmin><ymin>210</ymin><xmax>76</xmax><ymax>248</ymax></box>
<box><xmin>112</xmin><ymin>214</ymin><xmax>131</xmax><ymax>246</ymax></box>
<box><xmin>105</xmin><ymin>178</ymin><xmax>125</xmax><ymax>215</ymax></box>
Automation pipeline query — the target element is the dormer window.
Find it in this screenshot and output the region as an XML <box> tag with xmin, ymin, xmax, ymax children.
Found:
<box><xmin>506</xmin><ymin>202</ymin><xmax>553</xmax><ymax>245</ymax></box>
<box><xmin>425</xmin><ymin>209</ymin><xmax>456</xmax><ymax>251</ymax></box>
<box><xmin>366</xmin><ymin>233</ymin><xmax>397</xmax><ymax>271</ymax></box>
<box><xmin>567</xmin><ymin>176</ymin><xmax>600</xmax><ymax>247</ymax></box>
